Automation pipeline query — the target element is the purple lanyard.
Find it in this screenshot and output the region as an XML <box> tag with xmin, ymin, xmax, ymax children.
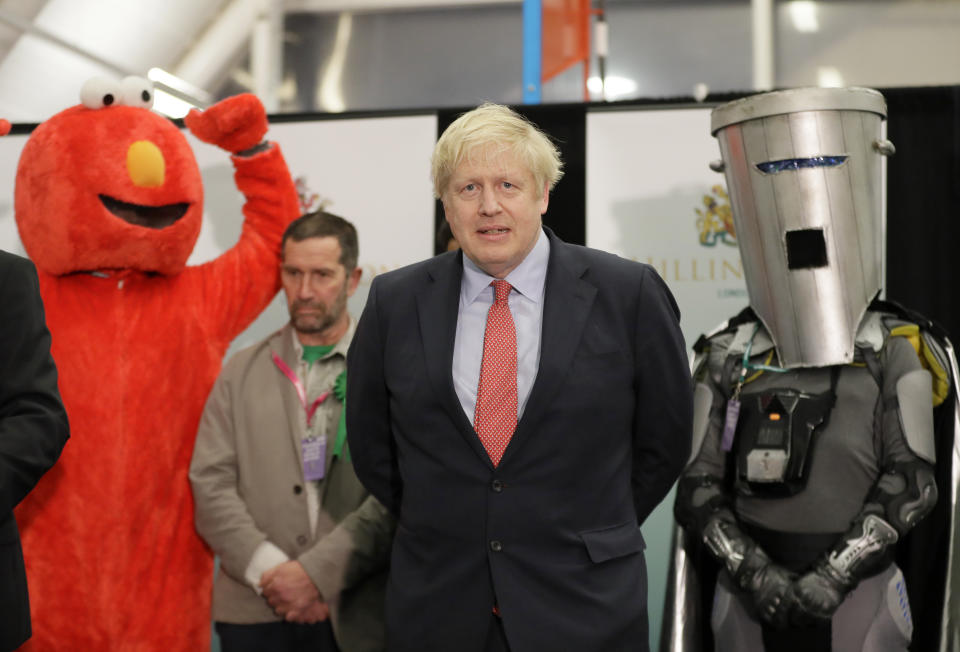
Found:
<box><xmin>272</xmin><ymin>352</ymin><xmax>331</xmax><ymax>427</ymax></box>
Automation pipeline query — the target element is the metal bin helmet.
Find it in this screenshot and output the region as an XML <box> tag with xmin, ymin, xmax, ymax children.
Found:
<box><xmin>711</xmin><ymin>86</ymin><xmax>894</xmax><ymax>368</ymax></box>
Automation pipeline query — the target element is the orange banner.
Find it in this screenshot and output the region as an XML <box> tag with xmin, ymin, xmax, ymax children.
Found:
<box><xmin>541</xmin><ymin>0</ymin><xmax>591</xmax><ymax>82</ymax></box>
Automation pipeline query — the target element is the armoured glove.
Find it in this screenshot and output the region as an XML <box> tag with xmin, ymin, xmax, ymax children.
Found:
<box><xmin>789</xmin><ymin>560</ymin><xmax>850</xmax><ymax>624</ymax></box>
<box><xmin>701</xmin><ymin>515</ymin><xmax>796</xmax><ymax>628</ymax></box>
<box><xmin>789</xmin><ymin>512</ymin><xmax>900</xmax><ymax>624</ymax></box>
<box><xmin>733</xmin><ymin>543</ymin><xmax>796</xmax><ymax>627</ymax></box>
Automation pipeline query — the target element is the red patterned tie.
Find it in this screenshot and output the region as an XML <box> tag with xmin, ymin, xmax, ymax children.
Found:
<box><xmin>474</xmin><ymin>280</ymin><xmax>517</xmax><ymax>467</ymax></box>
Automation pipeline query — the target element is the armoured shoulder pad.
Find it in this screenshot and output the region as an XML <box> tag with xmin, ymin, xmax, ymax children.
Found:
<box><xmin>919</xmin><ymin>330</ymin><xmax>952</xmax><ymax>405</ymax></box>
<box><xmin>884</xmin><ymin>316</ymin><xmax>952</xmax><ymax>406</ymax></box>
<box><xmin>703</xmin><ymin>320</ymin><xmax>775</xmax><ymax>383</ymax></box>
<box><xmin>703</xmin><ymin>330</ymin><xmax>735</xmax><ymax>387</ymax></box>
<box><xmin>855</xmin><ymin>310</ymin><xmax>887</xmax><ymax>353</ymax></box>
<box><xmin>690</xmin><ymin>348</ymin><xmax>709</xmax><ymax>380</ymax></box>
<box><xmin>690</xmin><ymin>322</ymin><xmax>725</xmax><ymax>374</ymax></box>
<box><xmin>896</xmin><ymin>368</ymin><xmax>937</xmax><ymax>463</ymax></box>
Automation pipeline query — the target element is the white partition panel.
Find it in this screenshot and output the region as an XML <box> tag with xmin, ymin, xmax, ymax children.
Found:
<box><xmin>587</xmin><ymin>106</ymin><xmax>748</xmax><ymax>348</ymax></box>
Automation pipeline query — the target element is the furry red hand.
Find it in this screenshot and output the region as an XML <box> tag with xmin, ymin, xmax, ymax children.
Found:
<box><xmin>184</xmin><ymin>93</ymin><xmax>268</xmax><ymax>154</ymax></box>
<box><xmin>0</xmin><ymin>119</ymin><xmax>10</xmax><ymax>136</ymax></box>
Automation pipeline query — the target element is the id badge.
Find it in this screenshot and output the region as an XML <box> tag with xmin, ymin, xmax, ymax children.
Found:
<box><xmin>302</xmin><ymin>435</ymin><xmax>326</xmax><ymax>481</ymax></box>
<box><xmin>721</xmin><ymin>399</ymin><xmax>740</xmax><ymax>452</ymax></box>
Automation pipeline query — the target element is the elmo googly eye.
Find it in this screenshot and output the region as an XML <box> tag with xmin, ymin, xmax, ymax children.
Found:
<box><xmin>80</xmin><ymin>77</ymin><xmax>122</xmax><ymax>109</ymax></box>
<box><xmin>119</xmin><ymin>77</ymin><xmax>154</xmax><ymax>109</ymax></box>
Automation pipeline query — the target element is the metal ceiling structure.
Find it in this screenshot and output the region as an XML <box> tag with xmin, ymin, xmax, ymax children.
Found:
<box><xmin>0</xmin><ymin>0</ymin><xmax>955</xmax><ymax>122</ymax></box>
<box><xmin>0</xmin><ymin>0</ymin><xmax>528</xmax><ymax>122</ymax></box>
<box><xmin>0</xmin><ymin>0</ymin><xmax>273</xmax><ymax>121</ymax></box>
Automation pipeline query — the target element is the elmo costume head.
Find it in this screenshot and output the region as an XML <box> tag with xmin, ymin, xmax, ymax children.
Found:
<box><xmin>15</xmin><ymin>76</ymin><xmax>204</xmax><ymax>276</ymax></box>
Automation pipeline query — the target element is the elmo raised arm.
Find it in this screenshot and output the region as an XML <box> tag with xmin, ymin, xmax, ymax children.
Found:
<box><xmin>12</xmin><ymin>77</ymin><xmax>300</xmax><ymax>650</ymax></box>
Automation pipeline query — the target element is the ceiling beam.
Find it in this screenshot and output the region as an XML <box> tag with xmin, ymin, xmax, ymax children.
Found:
<box><xmin>284</xmin><ymin>0</ymin><xmax>519</xmax><ymax>14</ymax></box>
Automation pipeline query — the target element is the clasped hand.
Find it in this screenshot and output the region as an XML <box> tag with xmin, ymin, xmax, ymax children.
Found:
<box><xmin>750</xmin><ymin>562</ymin><xmax>847</xmax><ymax>628</ymax></box>
<box><xmin>260</xmin><ymin>560</ymin><xmax>329</xmax><ymax>624</ymax></box>
<box><xmin>786</xmin><ymin>566</ymin><xmax>848</xmax><ymax>624</ymax></box>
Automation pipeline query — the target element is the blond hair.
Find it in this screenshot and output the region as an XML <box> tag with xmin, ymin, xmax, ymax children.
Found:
<box><xmin>431</xmin><ymin>103</ymin><xmax>564</xmax><ymax>199</ymax></box>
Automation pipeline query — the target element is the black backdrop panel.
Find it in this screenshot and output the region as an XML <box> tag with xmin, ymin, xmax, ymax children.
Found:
<box><xmin>434</xmin><ymin>104</ymin><xmax>586</xmax><ymax>254</ymax></box>
<box><xmin>883</xmin><ymin>84</ymin><xmax>960</xmax><ymax>652</ymax></box>
<box><xmin>884</xmin><ymin>85</ymin><xmax>960</xmax><ymax>344</ymax></box>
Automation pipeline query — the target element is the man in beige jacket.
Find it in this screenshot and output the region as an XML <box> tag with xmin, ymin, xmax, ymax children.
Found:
<box><xmin>190</xmin><ymin>211</ymin><xmax>394</xmax><ymax>652</ymax></box>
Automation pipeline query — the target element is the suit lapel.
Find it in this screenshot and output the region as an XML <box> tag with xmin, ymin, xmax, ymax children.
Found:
<box><xmin>502</xmin><ymin>235</ymin><xmax>595</xmax><ymax>466</ymax></box>
<box><xmin>416</xmin><ymin>253</ymin><xmax>492</xmax><ymax>463</ymax></box>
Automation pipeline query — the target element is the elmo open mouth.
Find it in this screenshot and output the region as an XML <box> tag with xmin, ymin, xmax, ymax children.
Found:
<box><xmin>100</xmin><ymin>195</ymin><xmax>189</xmax><ymax>229</ymax></box>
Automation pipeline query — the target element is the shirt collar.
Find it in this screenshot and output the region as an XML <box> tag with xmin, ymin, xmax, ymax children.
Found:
<box><xmin>461</xmin><ymin>227</ymin><xmax>550</xmax><ymax>304</ymax></box>
<box><xmin>289</xmin><ymin>316</ymin><xmax>355</xmax><ymax>363</ymax></box>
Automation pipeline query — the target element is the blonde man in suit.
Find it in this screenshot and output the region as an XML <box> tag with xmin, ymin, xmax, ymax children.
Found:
<box><xmin>347</xmin><ymin>104</ymin><xmax>693</xmax><ymax>652</ymax></box>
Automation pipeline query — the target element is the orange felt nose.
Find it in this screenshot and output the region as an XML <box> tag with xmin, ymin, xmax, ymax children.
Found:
<box><xmin>127</xmin><ymin>140</ymin><xmax>165</xmax><ymax>187</ymax></box>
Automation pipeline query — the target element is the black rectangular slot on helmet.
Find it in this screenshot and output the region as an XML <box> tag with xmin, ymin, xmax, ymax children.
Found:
<box><xmin>785</xmin><ymin>228</ymin><xmax>828</xmax><ymax>269</ymax></box>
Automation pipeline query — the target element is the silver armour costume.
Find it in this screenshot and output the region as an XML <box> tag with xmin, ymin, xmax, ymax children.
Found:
<box><xmin>663</xmin><ymin>87</ymin><xmax>960</xmax><ymax>652</ymax></box>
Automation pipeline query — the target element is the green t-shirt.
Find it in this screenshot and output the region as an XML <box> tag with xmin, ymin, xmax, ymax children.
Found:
<box><xmin>302</xmin><ymin>344</ymin><xmax>335</xmax><ymax>365</ymax></box>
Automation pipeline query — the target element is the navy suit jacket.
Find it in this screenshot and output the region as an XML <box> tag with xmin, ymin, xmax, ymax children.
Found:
<box><xmin>0</xmin><ymin>251</ymin><xmax>68</xmax><ymax>652</ymax></box>
<box><xmin>346</xmin><ymin>229</ymin><xmax>692</xmax><ymax>652</ymax></box>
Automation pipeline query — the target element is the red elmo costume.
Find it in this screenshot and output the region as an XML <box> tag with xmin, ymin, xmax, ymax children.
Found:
<box><xmin>12</xmin><ymin>83</ymin><xmax>300</xmax><ymax>650</ymax></box>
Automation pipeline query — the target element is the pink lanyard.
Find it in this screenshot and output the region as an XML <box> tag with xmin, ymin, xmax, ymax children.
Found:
<box><xmin>272</xmin><ymin>352</ymin><xmax>331</xmax><ymax>427</ymax></box>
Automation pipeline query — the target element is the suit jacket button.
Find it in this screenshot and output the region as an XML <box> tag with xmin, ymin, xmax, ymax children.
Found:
<box><xmin>490</xmin><ymin>540</ymin><xmax>502</xmax><ymax>552</ymax></box>
<box><xmin>491</xmin><ymin>480</ymin><xmax>503</xmax><ymax>493</ymax></box>
<box><xmin>297</xmin><ymin>535</ymin><xmax>308</xmax><ymax>546</ymax></box>
<box><xmin>293</xmin><ymin>484</ymin><xmax>303</xmax><ymax>495</ymax></box>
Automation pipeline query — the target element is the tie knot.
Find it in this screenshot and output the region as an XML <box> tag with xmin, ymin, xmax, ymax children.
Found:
<box><xmin>491</xmin><ymin>280</ymin><xmax>512</xmax><ymax>304</ymax></box>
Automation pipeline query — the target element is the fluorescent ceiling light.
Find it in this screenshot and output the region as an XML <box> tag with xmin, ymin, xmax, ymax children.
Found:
<box><xmin>148</xmin><ymin>68</ymin><xmax>213</xmax><ymax>105</ymax></box>
<box><xmin>148</xmin><ymin>67</ymin><xmax>209</xmax><ymax>118</ymax></box>
<box><xmin>587</xmin><ymin>75</ymin><xmax>638</xmax><ymax>100</ymax></box>
<box><xmin>153</xmin><ymin>89</ymin><xmax>197</xmax><ymax>119</ymax></box>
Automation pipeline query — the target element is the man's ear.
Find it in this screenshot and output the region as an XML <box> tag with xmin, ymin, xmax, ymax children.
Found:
<box><xmin>539</xmin><ymin>183</ymin><xmax>550</xmax><ymax>215</ymax></box>
<box><xmin>346</xmin><ymin>266</ymin><xmax>363</xmax><ymax>297</ymax></box>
